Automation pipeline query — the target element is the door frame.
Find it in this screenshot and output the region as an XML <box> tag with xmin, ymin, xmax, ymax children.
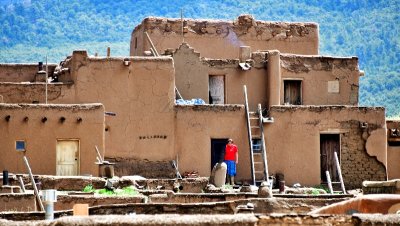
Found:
<box><xmin>319</xmin><ymin>133</ymin><xmax>341</xmax><ymax>183</ymax></box>
<box><xmin>56</xmin><ymin>139</ymin><xmax>80</xmax><ymax>176</ymax></box>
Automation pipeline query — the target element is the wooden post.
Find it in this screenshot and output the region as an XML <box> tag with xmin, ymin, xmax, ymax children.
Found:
<box><xmin>334</xmin><ymin>151</ymin><xmax>346</xmax><ymax>194</ymax></box>
<box><xmin>23</xmin><ymin>156</ymin><xmax>44</xmax><ymax>211</ymax></box>
<box><xmin>325</xmin><ymin>171</ymin><xmax>334</xmax><ymax>194</ymax></box>
<box><xmin>107</xmin><ymin>47</ymin><xmax>111</xmax><ymax>57</ymax></box>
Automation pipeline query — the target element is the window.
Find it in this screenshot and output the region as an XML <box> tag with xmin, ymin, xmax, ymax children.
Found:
<box><xmin>209</xmin><ymin>75</ymin><xmax>225</xmax><ymax>104</ymax></box>
<box><xmin>284</xmin><ymin>80</ymin><xmax>302</xmax><ymax>105</ymax></box>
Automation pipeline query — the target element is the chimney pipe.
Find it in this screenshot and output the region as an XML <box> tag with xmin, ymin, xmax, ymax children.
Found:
<box><xmin>239</xmin><ymin>46</ymin><xmax>251</xmax><ymax>63</ymax></box>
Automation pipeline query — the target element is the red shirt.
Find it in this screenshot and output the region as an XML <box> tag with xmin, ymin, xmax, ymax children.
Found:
<box><xmin>224</xmin><ymin>144</ymin><xmax>238</xmax><ymax>161</ymax></box>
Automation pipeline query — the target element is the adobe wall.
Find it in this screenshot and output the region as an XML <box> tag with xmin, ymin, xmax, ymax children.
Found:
<box><xmin>0</xmin><ymin>63</ymin><xmax>57</xmax><ymax>83</ymax></box>
<box><xmin>173</xmin><ymin>43</ymin><xmax>268</xmax><ymax>111</ymax></box>
<box><xmin>387</xmin><ymin>120</ymin><xmax>400</xmax><ymax>179</ymax></box>
<box><xmin>174</xmin><ymin>105</ymin><xmax>250</xmax><ymax>180</ymax></box>
<box><xmin>279</xmin><ymin>53</ymin><xmax>360</xmax><ymax>105</ymax></box>
<box><xmin>0</xmin><ymin>51</ymin><xmax>177</xmax><ymax>164</ymax></box>
<box><xmin>0</xmin><ymin>104</ymin><xmax>104</xmax><ymax>176</ymax></box>
<box><xmin>62</xmin><ymin>51</ymin><xmax>176</xmax><ymax>161</ymax></box>
<box><xmin>131</xmin><ymin>15</ymin><xmax>319</xmax><ymax>59</ymax></box>
<box><xmin>266</xmin><ymin>106</ymin><xmax>387</xmax><ymax>189</ymax></box>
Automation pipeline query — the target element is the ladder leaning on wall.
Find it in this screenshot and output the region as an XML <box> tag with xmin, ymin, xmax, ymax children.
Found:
<box><xmin>243</xmin><ymin>85</ymin><xmax>270</xmax><ymax>186</ymax></box>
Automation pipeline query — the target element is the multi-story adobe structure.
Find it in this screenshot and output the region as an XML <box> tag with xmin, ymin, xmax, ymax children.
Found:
<box><xmin>0</xmin><ymin>15</ymin><xmax>398</xmax><ymax>189</ymax></box>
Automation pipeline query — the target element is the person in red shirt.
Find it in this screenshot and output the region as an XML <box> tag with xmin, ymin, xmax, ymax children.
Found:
<box><xmin>224</xmin><ymin>138</ymin><xmax>238</xmax><ymax>185</ymax></box>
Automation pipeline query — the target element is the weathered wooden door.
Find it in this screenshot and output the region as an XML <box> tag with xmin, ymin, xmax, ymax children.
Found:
<box><xmin>284</xmin><ymin>80</ymin><xmax>302</xmax><ymax>105</ymax></box>
<box><xmin>320</xmin><ymin>134</ymin><xmax>340</xmax><ymax>183</ymax></box>
<box><xmin>209</xmin><ymin>75</ymin><xmax>225</xmax><ymax>104</ymax></box>
<box><xmin>56</xmin><ymin>140</ymin><xmax>79</xmax><ymax>176</ymax></box>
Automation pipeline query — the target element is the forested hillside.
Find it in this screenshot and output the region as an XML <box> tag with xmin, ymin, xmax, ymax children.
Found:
<box><xmin>0</xmin><ymin>0</ymin><xmax>399</xmax><ymax>117</ymax></box>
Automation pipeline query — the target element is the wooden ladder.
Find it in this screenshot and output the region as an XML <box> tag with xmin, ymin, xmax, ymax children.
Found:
<box><xmin>325</xmin><ymin>151</ymin><xmax>346</xmax><ymax>194</ymax></box>
<box><xmin>244</xmin><ymin>86</ymin><xmax>270</xmax><ymax>185</ymax></box>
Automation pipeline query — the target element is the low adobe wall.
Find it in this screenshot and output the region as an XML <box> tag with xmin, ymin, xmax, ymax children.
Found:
<box><xmin>0</xmin><ymin>194</ymin><xmax>36</xmax><ymax>212</ymax></box>
<box><xmin>2</xmin><ymin>212</ymin><xmax>399</xmax><ymax>225</ymax></box>
<box><xmin>0</xmin><ymin>63</ymin><xmax>57</xmax><ymax>83</ymax></box>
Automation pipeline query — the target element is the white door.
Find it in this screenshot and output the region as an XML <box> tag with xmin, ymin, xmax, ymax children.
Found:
<box><xmin>209</xmin><ymin>75</ymin><xmax>225</xmax><ymax>104</ymax></box>
<box><xmin>56</xmin><ymin>140</ymin><xmax>79</xmax><ymax>176</ymax></box>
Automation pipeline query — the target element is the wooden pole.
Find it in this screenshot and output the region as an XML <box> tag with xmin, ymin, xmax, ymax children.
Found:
<box><xmin>23</xmin><ymin>156</ymin><xmax>44</xmax><ymax>211</ymax></box>
<box><xmin>244</xmin><ymin>85</ymin><xmax>255</xmax><ymax>185</ymax></box>
<box><xmin>258</xmin><ymin>104</ymin><xmax>269</xmax><ymax>183</ymax></box>
<box><xmin>17</xmin><ymin>175</ymin><xmax>26</xmax><ymax>193</ymax></box>
<box><xmin>45</xmin><ymin>55</ymin><xmax>48</xmax><ymax>104</ymax></box>
<box><xmin>145</xmin><ymin>32</ymin><xmax>159</xmax><ymax>56</ymax></box>
<box><xmin>181</xmin><ymin>9</ymin><xmax>184</xmax><ymax>43</ymax></box>
<box><xmin>325</xmin><ymin>171</ymin><xmax>333</xmax><ymax>194</ymax></box>
<box><xmin>334</xmin><ymin>151</ymin><xmax>346</xmax><ymax>194</ymax></box>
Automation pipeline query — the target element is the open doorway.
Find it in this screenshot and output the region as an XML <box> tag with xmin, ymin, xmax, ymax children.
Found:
<box><xmin>211</xmin><ymin>138</ymin><xmax>228</xmax><ymax>170</ymax></box>
<box><xmin>209</xmin><ymin>75</ymin><xmax>225</xmax><ymax>104</ymax></box>
<box><xmin>284</xmin><ymin>80</ymin><xmax>302</xmax><ymax>105</ymax></box>
<box><xmin>320</xmin><ymin>134</ymin><xmax>340</xmax><ymax>183</ymax></box>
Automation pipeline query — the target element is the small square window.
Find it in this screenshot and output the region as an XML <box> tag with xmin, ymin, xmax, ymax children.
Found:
<box><xmin>16</xmin><ymin>140</ymin><xmax>26</xmax><ymax>152</ymax></box>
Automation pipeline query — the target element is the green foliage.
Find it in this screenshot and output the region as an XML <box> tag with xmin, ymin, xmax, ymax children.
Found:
<box><xmin>0</xmin><ymin>0</ymin><xmax>398</xmax><ymax>116</ymax></box>
<box><xmin>82</xmin><ymin>184</ymin><xmax>139</xmax><ymax>196</ymax></box>
<box><xmin>83</xmin><ymin>184</ymin><xmax>94</xmax><ymax>193</ymax></box>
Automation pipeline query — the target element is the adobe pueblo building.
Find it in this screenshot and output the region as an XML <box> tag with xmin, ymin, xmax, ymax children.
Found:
<box><xmin>0</xmin><ymin>15</ymin><xmax>399</xmax><ymax>190</ymax></box>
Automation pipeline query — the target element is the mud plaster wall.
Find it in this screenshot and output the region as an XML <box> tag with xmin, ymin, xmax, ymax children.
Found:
<box><xmin>0</xmin><ymin>194</ymin><xmax>36</xmax><ymax>212</ymax></box>
<box><xmin>266</xmin><ymin>106</ymin><xmax>386</xmax><ymax>189</ymax></box>
<box><xmin>175</xmin><ymin>105</ymin><xmax>251</xmax><ymax>181</ymax></box>
<box><xmin>0</xmin><ymin>64</ymin><xmax>57</xmax><ymax>82</ymax></box>
<box><xmin>0</xmin><ymin>52</ymin><xmax>177</xmax><ymax>169</ymax></box>
<box><xmin>387</xmin><ymin>120</ymin><xmax>400</xmax><ymax>179</ymax></box>
<box><xmin>0</xmin><ymin>83</ymin><xmax>72</xmax><ymax>104</ymax></box>
<box><xmin>0</xmin><ymin>104</ymin><xmax>104</xmax><ymax>176</ymax></box>
<box><xmin>131</xmin><ymin>15</ymin><xmax>319</xmax><ymax>59</ymax></box>
<box><xmin>280</xmin><ymin>54</ymin><xmax>360</xmax><ymax>105</ymax></box>
<box><xmin>62</xmin><ymin>51</ymin><xmax>176</xmax><ymax>161</ymax></box>
<box><xmin>173</xmin><ymin>43</ymin><xmax>268</xmax><ymax>111</ymax></box>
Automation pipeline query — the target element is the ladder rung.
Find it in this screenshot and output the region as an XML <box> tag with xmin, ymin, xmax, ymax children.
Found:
<box><xmin>249</xmin><ymin>117</ymin><xmax>259</xmax><ymax>120</ymax></box>
<box><xmin>253</xmin><ymin>153</ymin><xmax>262</xmax><ymax>156</ymax></box>
<box><xmin>331</xmin><ymin>182</ymin><xmax>341</xmax><ymax>184</ymax></box>
<box><xmin>255</xmin><ymin>171</ymin><xmax>264</xmax><ymax>174</ymax></box>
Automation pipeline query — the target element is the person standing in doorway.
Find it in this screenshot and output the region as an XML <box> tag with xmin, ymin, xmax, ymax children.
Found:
<box><xmin>224</xmin><ymin>138</ymin><xmax>238</xmax><ymax>185</ymax></box>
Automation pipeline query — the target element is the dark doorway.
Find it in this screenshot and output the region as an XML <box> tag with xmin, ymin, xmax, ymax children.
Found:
<box><xmin>320</xmin><ymin>134</ymin><xmax>340</xmax><ymax>183</ymax></box>
<box><xmin>211</xmin><ymin>138</ymin><xmax>228</xmax><ymax>170</ymax></box>
<box><xmin>284</xmin><ymin>80</ymin><xmax>302</xmax><ymax>105</ymax></box>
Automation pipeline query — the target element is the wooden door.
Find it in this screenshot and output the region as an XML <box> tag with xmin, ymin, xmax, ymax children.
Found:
<box><xmin>320</xmin><ymin>134</ymin><xmax>340</xmax><ymax>183</ymax></box>
<box><xmin>56</xmin><ymin>140</ymin><xmax>79</xmax><ymax>176</ymax></box>
<box><xmin>209</xmin><ymin>75</ymin><xmax>225</xmax><ymax>104</ymax></box>
<box><xmin>284</xmin><ymin>80</ymin><xmax>302</xmax><ymax>105</ymax></box>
